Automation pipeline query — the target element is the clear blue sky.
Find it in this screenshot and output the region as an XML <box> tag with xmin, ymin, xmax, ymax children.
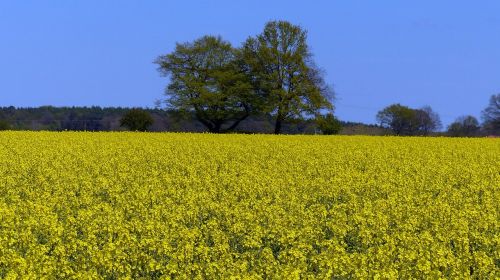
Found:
<box><xmin>1</xmin><ymin>1</ymin><xmax>499</xmax><ymax>126</ymax></box>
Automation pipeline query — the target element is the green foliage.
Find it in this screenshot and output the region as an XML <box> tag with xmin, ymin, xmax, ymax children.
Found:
<box><xmin>377</xmin><ymin>104</ymin><xmax>441</xmax><ymax>135</ymax></box>
<box><xmin>120</xmin><ymin>109</ymin><xmax>154</xmax><ymax>131</ymax></box>
<box><xmin>241</xmin><ymin>21</ymin><xmax>333</xmax><ymax>134</ymax></box>
<box><xmin>155</xmin><ymin>21</ymin><xmax>334</xmax><ymax>134</ymax></box>
<box><xmin>316</xmin><ymin>113</ymin><xmax>342</xmax><ymax>135</ymax></box>
<box><xmin>156</xmin><ymin>36</ymin><xmax>256</xmax><ymax>133</ymax></box>
<box><xmin>0</xmin><ymin>120</ymin><xmax>11</xmax><ymax>130</ymax></box>
<box><xmin>481</xmin><ymin>93</ymin><xmax>500</xmax><ymax>135</ymax></box>
<box><xmin>447</xmin><ymin>115</ymin><xmax>481</xmax><ymax>137</ymax></box>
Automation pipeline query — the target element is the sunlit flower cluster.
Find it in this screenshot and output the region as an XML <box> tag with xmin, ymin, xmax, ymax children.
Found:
<box><xmin>0</xmin><ymin>132</ymin><xmax>498</xmax><ymax>278</ymax></box>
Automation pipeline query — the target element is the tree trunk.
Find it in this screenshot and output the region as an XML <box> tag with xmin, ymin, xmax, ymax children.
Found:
<box><xmin>224</xmin><ymin>115</ymin><xmax>248</xmax><ymax>133</ymax></box>
<box><xmin>223</xmin><ymin>106</ymin><xmax>250</xmax><ymax>133</ymax></box>
<box><xmin>194</xmin><ymin>109</ymin><xmax>222</xmax><ymax>133</ymax></box>
<box><xmin>209</xmin><ymin>124</ymin><xmax>221</xmax><ymax>133</ymax></box>
<box><xmin>274</xmin><ymin>117</ymin><xmax>283</xmax><ymax>134</ymax></box>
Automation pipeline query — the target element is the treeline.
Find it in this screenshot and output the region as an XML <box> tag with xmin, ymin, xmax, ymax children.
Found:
<box><xmin>0</xmin><ymin>106</ymin><xmax>388</xmax><ymax>135</ymax></box>
<box><xmin>376</xmin><ymin>94</ymin><xmax>499</xmax><ymax>136</ymax></box>
<box><xmin>0</xmin><ymin>106</ymin><xmax>205</xmax><ymax>132</ymax></box>
<box><xmin>1</xmin><ymin>102</ymin><xmax>498</xmax><ymax>136</ymax></box>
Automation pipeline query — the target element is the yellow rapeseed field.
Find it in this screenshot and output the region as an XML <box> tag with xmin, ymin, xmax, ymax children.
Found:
<box><xmin>0</xmin><ymin>132</ymin><xmax>498</xmax><ymax>279</ymax></box>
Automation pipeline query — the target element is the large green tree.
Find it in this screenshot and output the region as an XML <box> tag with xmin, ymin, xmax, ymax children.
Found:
<box><xmin>241</xmin><ymin>21</ymin><xmax>333</xmax><ymax>134</ymax></box>
<box><xmin>156</xmin><ymin>36</ymin><xmax>255</xmax><ymax>133</ymax></box>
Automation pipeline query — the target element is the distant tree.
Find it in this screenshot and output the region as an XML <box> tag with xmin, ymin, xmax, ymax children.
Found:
<box><xmin>0</xmin><ymin>120</ymin><xmax>10</xmax><ymax>130</ymax></box>
<box><xmin>447</xmin><ymin>115</ymin><xmax>481</xmax><ymax>137</ymax></box>
<box><xmin>155</xmin><ymin>36</ymin><xmax>256</xmax><ymax>133</ymax></box>
<box><xmin>377</xmin><ymin>104</ymin><xmax>442</xmax><ymax>135</ymax></box>
<box><xmin>415</xmin><ymin>106</ymin><xmax>442</xmax><ymax>135</ymax></box>
<box><xmin>316</xmin><ymin>113</ymin><xmax>342</xmax><ymax>135</ymax></box>
<box><xmin>481</xmin><ymin>93</ymin><xmax>500</xmax><ymax>135</ymax></box>
<box><xmin>376</xmin><ymin>104</ymin><xmax>418</xmax><ymax>135</ymax></box>
<box><xmin>120</xmin><ymin>109</ymin><xmax>154</xmax><ymax>131</ymax></box>
<box><xmin>241</xmin><ymin>20</ymin><xmax>333</xmax><ymax>134</ymax></box>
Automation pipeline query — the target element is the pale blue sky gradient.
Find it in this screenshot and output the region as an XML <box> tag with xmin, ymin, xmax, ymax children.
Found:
<box><xmin>1</xmin><ymin>1</ymin><xmax>499</xmax><ymax>125</ymax></box>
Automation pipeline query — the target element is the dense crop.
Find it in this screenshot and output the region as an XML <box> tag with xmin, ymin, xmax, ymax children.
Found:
<box><xmin>0</xmin><ymin>132</ymin><xmax>498</xmax><ymax>279</ymax></box>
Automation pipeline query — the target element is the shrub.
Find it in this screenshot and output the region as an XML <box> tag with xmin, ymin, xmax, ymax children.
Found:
<box><xmin>0</xmin><ymin>120</ymin><xmax>11</xmax><ymax>130</ymax></box>
<box><xmin>120</xmin><ymin>109</ymin><xmax>154</xmax><ymax>131</ymax></box>
<box><xmin>316</xmin><ymin>113</ymin><xmax>342</xmax><ymax>135</ymax></box>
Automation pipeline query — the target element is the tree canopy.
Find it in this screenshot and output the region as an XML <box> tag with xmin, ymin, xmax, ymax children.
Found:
<box><xmin>241</xmin><ymin>21</ymin><xmax>333</xmax><ymax>134</ymax></box>
<box><xmin>376</xmin><ymin>104</ymin><xmax>441</xmax><ymax>135</ymax></box>
<box><xmin>155</xmin><ymin>36</ymin><xmax>256</xmax><ymax>133</ymax></box>
<box><xmin>447</xmin><ymin>115</ymin><xmax>481</xmax><ymax>137</ymax></box>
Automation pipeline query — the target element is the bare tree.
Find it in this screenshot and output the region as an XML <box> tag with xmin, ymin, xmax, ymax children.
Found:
<box><xmin>481</xmin><ymin>94</ymin><xmax>500</xmax><ymax>135</ymax></box>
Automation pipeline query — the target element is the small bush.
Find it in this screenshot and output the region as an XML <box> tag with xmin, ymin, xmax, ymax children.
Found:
<box><xmin>316</xmin><ymin>113</ymin><xmax>342</xmax><ymax>135</ymax></box>
<box><xmin>120</xmin><ymin>109</ymin><xmax>154</xmax><ymax>131</ymax></box>
<box><xmin>0</xmin><ymin>120</ymin><xmax>11</xmax><ymax>131</ymax></box>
